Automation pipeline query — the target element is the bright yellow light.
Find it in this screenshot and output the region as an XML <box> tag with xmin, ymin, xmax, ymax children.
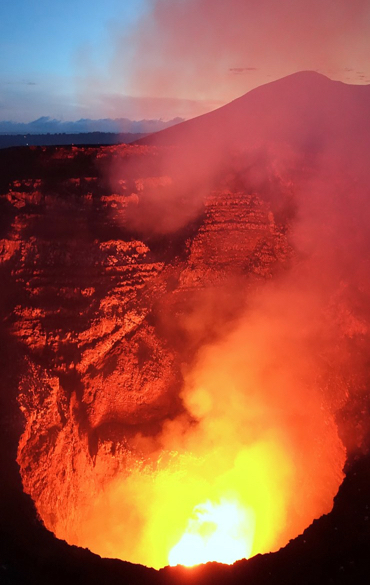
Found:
<box><xmin>168</xmin><ymin>499</ymin><xmax>255</xmax><ymax>566</ymax></box>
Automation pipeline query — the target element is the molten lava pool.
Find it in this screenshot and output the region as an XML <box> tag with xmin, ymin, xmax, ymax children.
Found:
<box><xmin>168</xmin><ymin>499</ymin><xmax>255</xmax><ymax>566</ymax></box>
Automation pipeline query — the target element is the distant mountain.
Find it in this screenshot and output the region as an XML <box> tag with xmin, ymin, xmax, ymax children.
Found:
<box><xmin>139</xmin><ymin>71</ymin><xmax>370</xmax><ymax>179</ymax></box>
<box><xmin>0</xmin><ymin>116</ymin><xmax>184</xmax><ymax>136</ymax></box>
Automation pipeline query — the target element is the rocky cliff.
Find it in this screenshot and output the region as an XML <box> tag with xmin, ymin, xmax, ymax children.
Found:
<box><xmin>0</xmin><ymin>142</ymin><xmax>294</xmax><ymax>561</ymax></box>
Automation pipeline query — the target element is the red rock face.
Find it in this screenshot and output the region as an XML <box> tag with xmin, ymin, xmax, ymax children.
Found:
<box><xmin>3</xmin><ymin>143</ymin><xmax>300</xmax><ymax>562</ymax></box>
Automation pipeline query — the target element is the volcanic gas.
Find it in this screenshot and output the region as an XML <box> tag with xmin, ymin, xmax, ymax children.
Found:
<box><xmin>5</xmin><ymin>73</ymin><xmax>370</xmax><ymax>571</ymax></box>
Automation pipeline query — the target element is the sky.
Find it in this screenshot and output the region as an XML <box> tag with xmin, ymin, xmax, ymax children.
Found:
<box><xmin>1</xmin><ymin>0</ymin><xmax>370</xmax><ymax>123</ymax></box>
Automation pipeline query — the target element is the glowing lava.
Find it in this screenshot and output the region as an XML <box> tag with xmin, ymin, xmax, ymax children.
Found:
<box><xmin>168</xmin><ymin>499</ymin><xmax>255</xmax><ymax>566</ymax></box>
<box><xmin>17</xmin><ymin>287</ymin><xmax>346</xmax><ymax>570</ymax></box>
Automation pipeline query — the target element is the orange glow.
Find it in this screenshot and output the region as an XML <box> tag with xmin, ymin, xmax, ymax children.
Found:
<box><xmin>18</xmin><ymin>285</ymin><xmax>346</xmax><ymax>570</ymax></box>
<box><xmin>70</xmin><ymin>434</ymin><xmax>294</xmax><ymax>569</ymax></box>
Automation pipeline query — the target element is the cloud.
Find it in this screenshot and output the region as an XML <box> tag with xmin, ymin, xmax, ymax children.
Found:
<box><xmin>229</xmin><ymin>67</ymin><xmax>257</xmax><ymax>74</ymax></box>
<box><xmin>3</xmin><ymin>79</ymin><xmax>37</xmax><ymax>86</ymax></box>
<box><xmin>92</xmin><ymin>92</ymin><xmax>224</xmax><ymax>120</ymax></box>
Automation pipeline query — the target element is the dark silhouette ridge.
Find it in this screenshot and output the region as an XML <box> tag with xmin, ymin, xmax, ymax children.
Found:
<box><xmin>0</xmin><ymin>132</ymin><xmax>148</xmax><ymax>149</ymax></box>
<box><xmin>139</xmin><ymin>71</ymin><xmax>370</xmax><ymax>150</ymax></box>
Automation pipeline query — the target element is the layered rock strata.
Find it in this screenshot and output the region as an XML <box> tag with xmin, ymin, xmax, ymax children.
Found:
<box><xmin>0</xmin><ymin>144</ymin><xmax>292</xmax><ymax>548</ymax></box>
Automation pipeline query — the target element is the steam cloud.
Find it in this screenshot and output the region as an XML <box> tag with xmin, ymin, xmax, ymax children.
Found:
<box><xmin>109</xmin><ymin>0</ymin><xmax>370</xmax><ymax>118</ymax></box>
<box><xmin>71</xmin><ymin>224</ymin><xmax>350</xmax><ymax>567</ymax></box>
<box><xmin>63</xmin><ymin>72</ymin><xmax>370</xmax><ymax>568</ymax></box>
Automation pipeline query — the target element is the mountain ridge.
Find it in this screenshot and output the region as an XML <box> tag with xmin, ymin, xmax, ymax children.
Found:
<box><xmin>138</xmin><ymin>70</ymin><xmax>370</xmax><ymax>153</ymax></box>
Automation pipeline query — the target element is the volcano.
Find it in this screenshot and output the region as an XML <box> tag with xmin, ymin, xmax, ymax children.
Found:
<box><xmin>1</xmin><ymin>72</ymin><xmax>370</xmax><ymax>584</ymax></box>
<box><xmin>139</xmin><ymin>70</ymin><xmax>370</xmax><ymax>170</ymax></box>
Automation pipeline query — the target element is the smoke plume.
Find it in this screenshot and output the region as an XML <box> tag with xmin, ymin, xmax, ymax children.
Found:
<box><xmin>110</xmin><ymin>0</ymin><xmax>370</xmax><ymax>118</ymax></box>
